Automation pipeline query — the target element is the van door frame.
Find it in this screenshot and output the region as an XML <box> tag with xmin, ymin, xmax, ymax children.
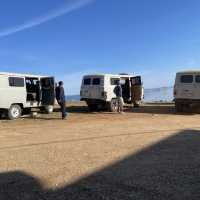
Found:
<box><xmin>40</xmin><ymin>77</ymin><xmax>55</xmax><ymax>106</ymax></box>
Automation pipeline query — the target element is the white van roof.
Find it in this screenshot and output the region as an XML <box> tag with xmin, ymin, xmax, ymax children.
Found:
<box><xmin>0</xmin><ymin>72</ymin><xmax>46</xmax><ymax>78</ymax></box>
<box><xmin>177</xmin><ymin>70</ymin><xmax>200</xmax><ymax>74</ymax></box>
<box><xmin>83</xmin><ymin>73</ymin><xmax>134</xmax><ymax>78</ymax></box>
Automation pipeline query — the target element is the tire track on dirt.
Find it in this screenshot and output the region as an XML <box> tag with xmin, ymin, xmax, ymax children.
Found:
<box><xmin>0</xmin><ymin>127</ymin><xmax>199</xmax><ymax>151</ymax></box>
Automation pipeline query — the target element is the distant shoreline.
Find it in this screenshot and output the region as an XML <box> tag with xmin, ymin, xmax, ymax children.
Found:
<box><xmin>66</xmin><ymin>86</ymin><xmax>174</xmax><ymax>102</ymax></box>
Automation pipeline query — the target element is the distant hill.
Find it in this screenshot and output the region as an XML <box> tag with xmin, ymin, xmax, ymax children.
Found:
<box><xmin>66</xmin><ymin>86</ymin><xmax>174</xmax><ymax>102</ymax></box>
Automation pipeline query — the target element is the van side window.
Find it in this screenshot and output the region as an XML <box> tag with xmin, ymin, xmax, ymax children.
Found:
<box><xmin>195</xmin><ymin>75</ymin><xmax>200</xmax><ymax>83</ymax></box>
<box><xmin>111</xmin><ymin>78</ymin><xmax>119</xmax><ymax>85</ymax></box>
<box><xmin>9</xmin><ymin>77</ymin><xmax>24</xmax><ymax>87</ymax></box>
<box><xmin>92</xmin><ymin>78</ymin><xmax>100</xmax><ymax>85</ymax></box>
<box><xmin>84</xmin><ymin>78</ymin><xmax>91</xmax><ymax>85</ymax></box>
<box><xmin>180</xmin><ymin>75</ymin><xmax>193</xmax><ymax>83</ymax></box>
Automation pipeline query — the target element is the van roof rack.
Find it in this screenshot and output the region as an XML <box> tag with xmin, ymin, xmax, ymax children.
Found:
<box><xmin>119</xmin><ymin>73</ymin><xmax>129</xmax><ymax>75</ymax></box>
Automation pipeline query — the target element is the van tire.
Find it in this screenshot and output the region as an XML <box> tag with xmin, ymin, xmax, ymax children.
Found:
<box><xmin>87</xmin><ymin>103</ymin><xmax>98</xmax><ymax>111</ymax></box>
<box><xmin>175</xmin><ymin>102</ymin><xmax>183</xmax><ymax>112</ymax></box>
<box><xmin>8</xmin><ymin>104</ymin><xmax>22</xmax><ymax>120</ymax></box>
<box><xmin>45</xmin><ymin>105</ymin><xmax>54</xmax><ymax>114</ymax></box>
<box><xmin>109</xmin><ymin>98</ymin><xmax>119</xmax><ymax>112</ymax></box>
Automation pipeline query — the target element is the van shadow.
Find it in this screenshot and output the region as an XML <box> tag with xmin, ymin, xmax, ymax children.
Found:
<box><xmin>127</xmin><ymin>104</ymin><xmax>175</xmax><ymax>115</ymax></box>
<box><xmin>66</xmin><ymin>105</ymin><xmax>89</xmax><ymax>113</ymax></box>
<box><xmin>54</xmin><ymin>106</ymin><xmax>108</xmax><ymax>114</ymax></box>
<box><xmin>1</xmin><ymin>129</ymin><xmax>200</xmax><ymax>199</ymax></box>
<box><xmin>55</xmin><ymin>102</ymin><xmax>200</xmax><ymax>115</ymax></box>
<box><xmin>53</xmin><ymin>105</ymin><xmax>89</xmax><ymax>114</ymax></box>
<box><xmin>128</xmin><ymin>104</ymin><xmax>200</xmax><ymax>115</ymax></box>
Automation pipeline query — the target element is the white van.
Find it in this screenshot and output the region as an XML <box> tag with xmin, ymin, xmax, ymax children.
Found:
<box><xmin>80</xmin><ymin>74</ymin><xmax>143</xmax><ymax>112</ymax></box>
<box><xmin>174</xmin><ymin>70</ymin><xmax>200</xmax><ymax>111</ymax></box>
<box><xmin>0</xmin><ymin>72</ymin><xmax>55</xmax><ymax>119</ymax></box>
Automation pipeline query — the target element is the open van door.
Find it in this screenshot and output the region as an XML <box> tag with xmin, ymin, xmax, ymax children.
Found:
<box><xmin>40</xmin><ymin>77</ymin><xmax>55</xmax><ymax>105</ymax></box>
<box><xmin>130</xmin><ymin>76</ymin><xmax>142</xmax><ymax>86</ymax></box>
<box><xmin>130</xmin><ymin>76</ymin><xmax>143</xmax><ymax>106</ymax></box>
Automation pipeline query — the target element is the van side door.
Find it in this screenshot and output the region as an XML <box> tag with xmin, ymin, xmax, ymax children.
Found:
<box><xmin>40</xmin><ymin>77</ymin><xmax>55</xmax><ymax>105</ymax></box>
<box><xmin>130</xmin><ymin>76</ymin><xmax>143</xmax><ymax>102</ymax></box>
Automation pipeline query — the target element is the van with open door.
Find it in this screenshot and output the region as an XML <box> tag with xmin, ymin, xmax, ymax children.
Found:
<box><xmin>174</xmin><ymin>70</ymin><xmax>200</xmax><ymax>112</ymax></box>
<box><xmin>0</xmin><ymin>72</ymin><xmax>55</xmax><ymax>119</ymax></box>
<box><xmin>80</xmin><ymin>74</ymin><xmax>143</xmax><ymax>112</ymax></box>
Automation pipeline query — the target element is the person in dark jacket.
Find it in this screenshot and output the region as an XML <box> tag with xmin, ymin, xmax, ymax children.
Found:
<box><xmin>57</xmin><ymin>81</ymin><xmax>67</xmax><ymax>119</ymax></box>
<box><xmin>114</xmin><ymin>80</ymin><xmax>124</xmax><ymax>113</ymax></box>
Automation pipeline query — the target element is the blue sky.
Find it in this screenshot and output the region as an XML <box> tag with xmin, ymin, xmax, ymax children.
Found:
<box><xmin>0</xmin><ymin>0</ymin><xmax>200</xmax><ymax>94</ymax></box>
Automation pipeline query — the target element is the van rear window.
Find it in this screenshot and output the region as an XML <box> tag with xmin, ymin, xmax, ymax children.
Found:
<box><xmin>92</xmin><ymin>78</ymin><xmax>101</xmax><ymax>85</ymax></box>
<box><xmin>9</xmin><ymin>77</ymin><xmax>24</xmax><ymax>87</ymax></box>
<box><xmin>180</xmin><ymin>75</ymin><xmax>193</xmax><ymax>83</ymax></box>
<box><xmin>195</xmin><ymin>75</ymin><xmax>200</xmax><ymax>83</ymax></box>
<box><xmin>84</xmin><ymin>78</ymin><xmax>91</xmax><ymax>85</ymax></box>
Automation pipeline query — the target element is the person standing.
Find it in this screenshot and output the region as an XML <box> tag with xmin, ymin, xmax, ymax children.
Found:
<box><xmin>114</xmin><ymin>80</ymin><xmax>124</xmax><ymax>113</ymax></box>
<box><xmin>56</xmin><ymin>81</ymin><xmax>67</xmax><ymax>119</ymax></box>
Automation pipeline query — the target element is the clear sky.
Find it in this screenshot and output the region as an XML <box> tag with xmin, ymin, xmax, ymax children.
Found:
<box><xmin>0</xmin><ymin>0</ymin><xmax>200</xmax><ymax>94</ymax></box>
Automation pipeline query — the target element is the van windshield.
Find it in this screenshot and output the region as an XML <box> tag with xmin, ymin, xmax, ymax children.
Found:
<box><xmin>180</xmin><ymin>75</ymin><xmax>193</xmax><ymax>83</ymax></box>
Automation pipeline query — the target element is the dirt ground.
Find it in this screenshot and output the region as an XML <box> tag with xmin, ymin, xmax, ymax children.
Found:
<box><xmin>0</xmin><ymin>102</ymin><xmax>200</xmax><ymax>199</ymax></box>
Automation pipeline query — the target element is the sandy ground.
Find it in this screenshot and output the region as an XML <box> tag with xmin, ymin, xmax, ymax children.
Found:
<box><xmin>0</xmin><ymin>102</ymin><xmax>200</xmax><ymax>199</ymax></box>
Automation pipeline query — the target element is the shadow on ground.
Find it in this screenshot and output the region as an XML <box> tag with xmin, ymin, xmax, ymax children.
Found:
<box><xmin>128</xmin><ymin>104</ymin><xmax>200</xmax><ymax>115</ymax></box>
<box><xmin>1</xmin><ymin>129</ymin><xmax>200</xmax><ymax>199</ymax></box>
<box><xmin>55</xmin><ymin>106</ymin><xmax>108</xmax><ymax>114</ymax></box>
<box><xmin>58</xmin><ymin>104</ymin><xmax>199</xmax><ymax>115</ymax></box>
<box><xmin>129</xmin><ymin>104</ymin><xmax>176</xmax><ymax>115</ymax></box>
<box><xmin>66</xmin><ymin>105</ymin><xmax>89</xmax><ymax>113</ymax></box>
<box><xmin>0</xmin><ymin>104</ymin><xmax>199</xmax><ymax>121</ymax></box>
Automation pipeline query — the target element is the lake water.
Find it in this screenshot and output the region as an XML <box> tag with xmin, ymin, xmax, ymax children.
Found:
<box><xmin>66</xmin><ymin>87</ymin><xmax>174</xmax><ymax>102</ymax></box>
<box><xmin>144</xmin><ymin>87</ymin><xmax>173</xmax><ymax>102</ymax></box>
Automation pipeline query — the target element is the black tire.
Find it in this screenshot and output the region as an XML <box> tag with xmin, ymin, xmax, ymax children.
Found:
<box><xmin>175</xmin><ymin>102</ymin><xmax>183</xmax><ymax>112</ymax></box>
<box><xmin>44</xmin><ymin>105</ymin><xmax>54</xmax><ymax>114</ymax></box>
<box><xmin>39</xmin><ymin>106</ymin><xmax>53</xmax><ymax>114</ymax></box>
<box><xmin>8</xmin><ymin>104</ymin><xmax>22</xmax><ymax>120</ymax></box>
<box><xmin>0</xmin><ymin>112</ymin><xmax>3</xmax><ymax>119</ymax></box>
<box><xmin>109</xmin><ymin>98</ymin><xmax>119</xmax><ymax>112</ymax></box>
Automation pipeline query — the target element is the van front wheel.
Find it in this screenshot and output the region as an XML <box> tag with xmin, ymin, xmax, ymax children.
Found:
<box><xmin>8</xmin><ymin>104</ymin><xmax>22</xmax><ymax>120</ymax></box>
<box><xmin>45</xmin><ymin>105</ymin><xmax>54</xmax><ymax>114</ymax></box>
